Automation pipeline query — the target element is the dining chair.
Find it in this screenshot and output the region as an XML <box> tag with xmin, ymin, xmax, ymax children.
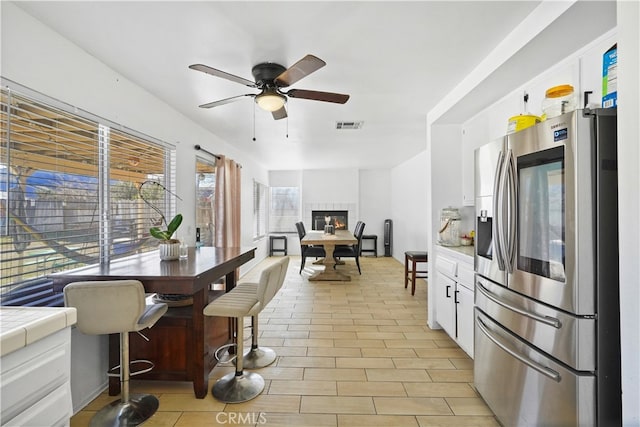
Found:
<box><xmin>63</xmin><ymin>280</ymin><xmax>168</xmax><ymax>426</ymax></box>
<box><xmin>333</xmin><ymin>221</ymin><xmax>366</xmax><ymax>274</ymax></box>
<box><xmin>295</xmin><ymin>221</ymin><xmax>326</xmax><ymax>274</ymax></box>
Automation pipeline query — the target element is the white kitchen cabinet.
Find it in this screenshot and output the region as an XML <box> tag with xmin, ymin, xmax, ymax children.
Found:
<box><xmin>0</xmin><ymin>308</ymin><xmax>75</xmax><ymax>426</ymax></box>
<box><xmin>434</xmin><ymin>246</ymin><xmax>475</xmax><ymax>358</ymax></box>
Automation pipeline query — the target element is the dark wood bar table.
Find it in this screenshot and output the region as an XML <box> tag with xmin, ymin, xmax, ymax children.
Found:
<box><xmin>51</xmin><ymin>246</ymin><xmax>256</xmax><ymax>398</ymax></box>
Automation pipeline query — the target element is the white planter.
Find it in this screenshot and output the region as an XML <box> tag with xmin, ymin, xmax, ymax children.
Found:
<box><xmin>158</xmin><ymin>241</ymin><xmax>180</xmax><ymax>261</ymax></box>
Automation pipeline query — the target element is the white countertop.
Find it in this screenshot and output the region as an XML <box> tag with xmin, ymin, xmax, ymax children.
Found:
<box><xmin>0</xmin><ymin>307</ymin><xmax>77</xmax><ymax>357</ymax></box>
<box><xmin>436</xmin><ymin>244</ymin><xmax>475</xmax><ymax>260</ymax></box>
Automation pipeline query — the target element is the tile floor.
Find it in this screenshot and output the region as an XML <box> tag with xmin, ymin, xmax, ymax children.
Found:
<box><xmin>71</xmin><ymin>255</ymin><xmax>498</xmax><ymax>427</ymax></box>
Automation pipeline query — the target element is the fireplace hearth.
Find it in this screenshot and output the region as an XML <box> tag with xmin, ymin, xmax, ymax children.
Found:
<box><xmin>312</xmin><ymin>210</ymin><xmax>348</xmax><ymax>231</ymax></box>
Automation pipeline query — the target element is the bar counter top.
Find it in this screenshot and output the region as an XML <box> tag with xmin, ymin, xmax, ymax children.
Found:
<box><xmin>0</xmin><ymin>307</ymin><xmax>77</xmax><ymax>357</ymax></box>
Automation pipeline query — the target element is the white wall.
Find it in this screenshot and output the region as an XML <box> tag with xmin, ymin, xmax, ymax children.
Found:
<box><xmin>390</xmin><ymin>151</ymin><xmax>429</xmax><ymax>263</ymax></box>
<box><xmin>359</xmin><ymin>169</ymin><xmax>391</xmax><ymax>256</ymax></box>
<box><xmin>270</xmin><ymin>168</ymin><xmax>391</xmax><ymax>257</ymax></box>
<box><xmin>1</xmin><ymin>2</ymin><xmax>269</xmax><ymax>412</ymax></box>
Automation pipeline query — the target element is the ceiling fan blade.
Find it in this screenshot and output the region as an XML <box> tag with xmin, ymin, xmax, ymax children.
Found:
<box><xmin>189</xmin><ymin>64</ymin><xmax>257</xmax><ymax>88</ymax></box>
<box><xmin>272</xmin><ymin>106</ymin><xmax>288</xmax><ymax>120</ymax></box>
<box><xmin>275</xmin><ymin>55</ymin><xmax>326</xmax><ymax>87</ymax></box>
<box><xmin>286</xmin><ymin>89</ymin><xmax>350</xmax><ymax>104</ymax></box>
<box><xmin>198</xmin><ymin>94</ymin><xmax>254</xmax><ymax>109</ymax></box>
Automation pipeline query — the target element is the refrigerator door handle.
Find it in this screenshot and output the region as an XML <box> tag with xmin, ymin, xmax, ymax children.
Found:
<box><xmin>476</xmin><ymin>315</ymin><xmax>561</xmax><ymax>382</ymax></box>
<box><xmin>498</xmin><ymin>149</ymin><xmax>513</xmax><ymax>274</ymax></box>
<box><xmin>477</xmin><ymin>281</ymin><xmax>562</xmax><ymax>329</ymax></box>
<box><xmin>493</xmin><ymin>150</ymin><xmax>506</xmax><ymax>271</ymax></box>
<box><xmin>505</xmin><ymin>149</ymin><xmax>517</xmax><ymax>273</ymax></box>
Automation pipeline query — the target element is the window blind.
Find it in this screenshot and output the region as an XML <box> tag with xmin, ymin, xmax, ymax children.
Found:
<box><xmin>0</xmin><ymin>86</ymin><xmax>175</xmax><ymax>302</ymax></box>
<box><xmin>253</xmin><ymin>180</ymin><xmax>268</xmax><ymax>239</ymax></box>
<box><xmin>269</xmin><ymin>186</ymin><xmax>299</xmax><ymax>233</ymax></box>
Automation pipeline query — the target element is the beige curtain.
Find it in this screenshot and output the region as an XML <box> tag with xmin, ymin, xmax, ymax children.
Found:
<box><xmin>214</xmin><ymin>155</ymin><xmax>241</xmax><ymax>248</ymax></box>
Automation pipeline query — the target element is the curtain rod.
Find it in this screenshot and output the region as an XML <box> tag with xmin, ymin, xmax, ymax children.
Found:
<box><xmin>194</xmin><ymin>145</ymin><xmax>220</xmax><ymax>160</ymax></box>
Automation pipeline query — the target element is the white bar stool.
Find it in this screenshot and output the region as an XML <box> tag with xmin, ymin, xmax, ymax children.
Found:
<box><xmin>203</xmin><ymin>257</ymin><xmax>287</xmax><ymax>403</ymax></box>
<box><xmin>63</xmin><ymin>279</ymin><xmax>168</xmax><ymax>427</ymax></box>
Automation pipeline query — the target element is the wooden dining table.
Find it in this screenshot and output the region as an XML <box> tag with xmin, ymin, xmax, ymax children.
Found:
<box><xmin>301</xmin><ymin>230</ymin><xmax>357</xmax><ymax>281</ymax></box>
<box><xmin>50</xmin><ymin>246</ymin><xmax>256</xmax><ymax>399</ymax></box>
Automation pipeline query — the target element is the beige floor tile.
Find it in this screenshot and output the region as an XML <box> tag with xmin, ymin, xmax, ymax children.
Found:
<box><xmin>404</xmin><ymin>382</ymin><xmax>478</xmax><ymax>397</ymax></box>
<box><xmin>157</xmin><ymin>393</ymin><xmax>226</xmax><ymax>412</ymax></box>
<box><xmin>373</xmin><ymin>397</ymin><xmax>453</xmax><ymax>416</ymax></box>
<box><xmin>338</xmin><ymin>414</ymin><xmax>420</xmax><ymax>426</ymax></box>
<box><xmin>262</xmin><ymin>413</ymin><xmax>337</xmax><ymax>426</ymax></box>
<box><xmin>450</xmin><ymin>358</ymin><xmax>474</xmax><ymax>370</ymax></box>
<box><xmin>428</xmin><ymin>370</ymin><xmax>474</xmax><ymax>383</ymax></box>
<box><xmin>356</xmin><ymin>331</ymin><xmax>406</xmax><ymax>340</ymax></box>
<box><xmin>393</xmin><ymin>358</ymin><xmax>456</xmax><ymax>370</ymax></box>
<box><xmin>144</xmin><ymin>412</ymin><xmax>183</xmax><ymax>427</ymax></box>
<box><xmin>224</xmin><ymin>395</ymin><xmax>301</xmax><ymax>413</ymax></box>
<box><xmin>337</xmin><ymin>381</ymin><xmax>406</xmax><ymax>396</ymax></box>
<box><xmin>365</xmin><ymin>368</ymin><xmax>432</xmax><ymax>382</ymax></box>
<box><xmin>445</xmin><ymin>397</ymin><xmax>495</xmax><ymax>416</ymax></box>
<box><xmin>304</xmin><ymin>368</ymin><xmax>368</xmax><ymax>381</ymax></box>
<box><xmin>414</xmin><ymin>348</ymin><xmax>470</xmax><ymax>358</ymax></box>
<box><xmin>416</xmin><ymin>415</ymin><xmax>500</xmax><ymax>427</ymax></box>
<box><xmin>307</xmin><ymin>347</ymin><xmax>362</xmax><ymax>357</ymax></box>
<box><xmin>257</xmin><ymin>366</ymin><xmax>305</xmax><ymax>380</ymax></box>
<box><xmin>335</xmin><ymin>357</ymin><xmax>396</xmax><ymax>369</ymax></box>
<box><xmin>268</xmin><ymin>380</ymin><xmax>337</xmax><ymax>395</ymax></box>
<box><xmin>301</xmin><ymin>396</ymin><xmax>375</xmax><ymax>414</ymax></box>
<box><xmin>277</xmin><ymin>356</ymin><xmax>335</xmax><ymax>368</ymax></box>
<box><xmin>384</xmin><ymin>339</ymin><xmax>440</xmax><ymax>349</ymax></box>
<box><xmin>332</xmin><ymin>324</ymin><xmax>379</xmax><ymax>332</ymax></box>
<box><xmin>265</xmin><ymin>346</ymin><xmax>308</xmax><ymax>356</ymax></box>
<box><xmin>287</xmin><ymin>324</ymin><xmax>333</xmax><ymax>331</ymax></box>
<box><xmin>283</xmin><ymin>338</ymin><xmax>334</xmax><ymax>347</ymax></box>
<box><xmin>174</xmin><ymin>411</ymin><xmax>255</xmax><ymax>426</ymax></box>
<box><xmin>334</xmin><ymin>339</ymin><xmax>386</xmax><ymax>348</ymax></box>
<box><xmin>361</xmin><ymin>348</ymin><xmax>418</xmax><ymax>358</ymax></box>
<box><xmin>309</xmin><ymin>331</ymin><xmax>358</xmax><ymax>339</ymax></box>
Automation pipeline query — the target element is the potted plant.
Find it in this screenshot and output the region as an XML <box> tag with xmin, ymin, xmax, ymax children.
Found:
<box><xmin>138</xmin><ymin>180</ymin><xmax>184</xmax><ymax>261</ymax></box>
<box><xmin>150</xmin><ymin>213</ymin><xmax>183</xmax><ymax>261</ymax></box>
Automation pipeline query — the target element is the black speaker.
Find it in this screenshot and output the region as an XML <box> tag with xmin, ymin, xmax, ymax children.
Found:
<box><xmin>384</xmin><ymin>219</ymin><xmax>392</xmax><ymax>257</ymax></box>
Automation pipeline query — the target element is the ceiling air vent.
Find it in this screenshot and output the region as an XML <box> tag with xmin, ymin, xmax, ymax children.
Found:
<box><xmin>336</xmin><ymin>121</ymin><xmax>363</xmax><ymax>130</ymax></box>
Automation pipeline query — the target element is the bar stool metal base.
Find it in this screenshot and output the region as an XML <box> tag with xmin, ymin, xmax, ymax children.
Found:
<box><xmin>243</xmin><ymin>346</ymin><xmax>277</xmax><ymax>369</ymax></box>
<box><xmin>212</xmin><ymin>371</ymin><xmax>265</xmax><ymax>403</ymax></box>
<box><xmin>89</xmin><ymin>394</ymin><xmax>159</xmax><ymax>427</ymax></box>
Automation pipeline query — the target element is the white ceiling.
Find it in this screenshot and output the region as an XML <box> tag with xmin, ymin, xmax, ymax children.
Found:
<box><xmin>15</xmin><ymin>1</ymin><xmax>541</xmax><ymax>170</ymax></box>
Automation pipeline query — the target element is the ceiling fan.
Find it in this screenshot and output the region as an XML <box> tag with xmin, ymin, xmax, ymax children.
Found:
<box><xmin>189</xmin><ymin>54</ymin><xmax>349</xmax><ymax>120</ymax></box>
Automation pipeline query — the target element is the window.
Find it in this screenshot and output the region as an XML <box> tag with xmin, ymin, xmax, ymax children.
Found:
<box><xmin>253</xmin><ymin>180</ymin><xmax>267</xmax><ymax>239</ymax></box>
<box><xmin>196</xmin><ymin>157</ymin><xmax>216</xmax><ymax>246</ymax></box>
<box><xmin>269</xmin><ymin>186</ymin><xmax>299</xmax><ymax>233</ymax></box>
<box><xmin>0</xmin><ymin>84</ymin><xmax>176</xmax><ymax>305</ymax></box>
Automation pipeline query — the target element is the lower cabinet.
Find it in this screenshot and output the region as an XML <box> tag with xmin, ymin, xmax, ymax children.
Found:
<box><xmin>434</xmin><ymin>247</ymin><xmax>475</xmax><ymax>358</ymax></box>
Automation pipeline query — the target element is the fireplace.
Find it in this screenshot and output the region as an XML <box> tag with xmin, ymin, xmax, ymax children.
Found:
<box><xmin>312</xmin><ymin>210</ymin><xmax>348</xmax><ymax>231</ymax></box>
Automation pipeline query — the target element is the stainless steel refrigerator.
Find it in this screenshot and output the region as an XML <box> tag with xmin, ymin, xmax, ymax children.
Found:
<box><xmin>473</xmin><ymin>109</ymin><xmax>621</xmax><ymax>426</ymax></box>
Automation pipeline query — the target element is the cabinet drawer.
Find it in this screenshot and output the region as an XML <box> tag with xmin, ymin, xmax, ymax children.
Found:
<box><xmin>1</xmin><ymin>331</ymin><xmax>70</xmax><ymax>422</ymax></box>
<box><xmin>435</xmin><ymin>256</ymin><xmax>457</xmax><ymax>278</ymax></box>
<box><xmin>457</xmin><ymin>264</ymin><xmax>475</xmax><ymax>290</ymax></box>
<box><xmin>3</xmin><ymin>382</ymin><xmax>72</xmax><ymax>427</ymax></box>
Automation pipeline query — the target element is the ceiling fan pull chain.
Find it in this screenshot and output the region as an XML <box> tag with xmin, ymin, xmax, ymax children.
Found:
<box><xmin>252</xmin><ymin>103</ymin><xmax>257</xmax><ymax>142</ymax></box>
<box><xmin>286</xmin><ymin>111</ymin><xmax>289</xmax><ymax>139</ymax></box>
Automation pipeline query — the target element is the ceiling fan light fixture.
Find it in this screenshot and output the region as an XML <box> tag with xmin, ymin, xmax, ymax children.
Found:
<box><xmin>255</xmin><ymin>92</ymin><xmax>286</xmax><ymax>112</ymax></box>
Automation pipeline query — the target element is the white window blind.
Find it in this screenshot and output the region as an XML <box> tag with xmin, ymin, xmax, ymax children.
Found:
<box><xmin>269</xmin><ymin>186</ymin><xmax>299</xmax><ymax>233</ymax></box>
<box><xmin>253</xmin><ymin>180</ymin><xmax>267</xmax><ymax>239</ymax></box>
<box><xmin>0</xmin><ymin>86</ymin><xmax>175</xmax><ymax>304</ymax></box>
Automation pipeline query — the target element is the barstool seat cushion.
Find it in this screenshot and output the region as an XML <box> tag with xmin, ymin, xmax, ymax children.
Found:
<box><xmin>203</xmin><ymin>291</ymin><xmax>261</xmax><ymax>318</ymax></box>
<box><xmin>405</xmin><ymin>251</ymin><xmax>428</xmax><ymax>261</ymax></box>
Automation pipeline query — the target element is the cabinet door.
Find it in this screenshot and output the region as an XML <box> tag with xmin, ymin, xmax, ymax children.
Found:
<box><xmin>455</xmin><ymin>284</ymin><xmax>475</xmax><ymax>358</ymax></box>
<box><xmin>435</xmin><ymin>271</ymin><xmax>456</xmax><ymax>337</ymax></box>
